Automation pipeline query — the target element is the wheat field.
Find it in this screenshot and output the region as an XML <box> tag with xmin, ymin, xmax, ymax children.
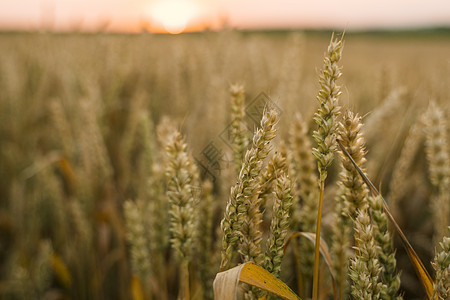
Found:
<box><xmin>0</xmin><ymin>30</ymin><xmax>449</xmax><ymax>300</ymax></box>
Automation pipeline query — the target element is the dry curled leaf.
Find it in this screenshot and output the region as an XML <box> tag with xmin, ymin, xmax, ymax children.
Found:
<box><xmin>214</xmin><ymin>262</ymin><xmax>300</xmax><ymax>300</ymax></box>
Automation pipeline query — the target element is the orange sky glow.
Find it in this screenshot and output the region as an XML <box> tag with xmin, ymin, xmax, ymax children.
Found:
<box><xmin>1</xmin><ymin>0</ymin><xmax>450</xmax><ymax>33</ymax></box>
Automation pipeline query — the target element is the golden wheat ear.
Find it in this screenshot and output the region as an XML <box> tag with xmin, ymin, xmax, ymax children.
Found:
<box><xmin>431</xmin><ymin>227</ymin><xmax>450</xmax><ymax>300</ymax></box>
<box><xmin>337</xmin><ymin>139</ymin><xmax>435</xmax><ymax>300</ymax></box>
<box><xmin>331</xmin><ymin>110</ymin><xmax>370</xmax><ymax>299</ymax></box>
<box><xmin>369</xmin><ymin>194</ymin><xmax>402</xmax><ymax>299</ymax></box>
<box><xmin>349</xmin><ymin>209</ymin><xmax>385</xmax><ymax>299</ymax></box>
<box><xmin>311</xmin><ymin>33</ymin><xmax>344</xmax><ymax>300</ymax></box>
<box><xmin>164</xmin><ymin>129</ymin><xmax>201</xmax><ymax>300</ymax></box>
<box><xmin>423</xmin><ymin>101</ymin><xmax>449</xmax><ymax>246</ymax></box>
<box><xmin>220</xmin><ymin>106</ymin><xmax>279</xmax><ymax>273</ymax></box>
<box><xmin>264</xmin><ymin>172</ymin><xmax>294</xmax><ymax>278</ymax></box>
<box><xmin>229</xmin><ymin>83</ymin><xmax>250</xmax><ymax>175</ymax></box>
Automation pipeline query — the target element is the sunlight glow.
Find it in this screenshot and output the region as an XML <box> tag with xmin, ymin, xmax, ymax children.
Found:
<box><xmin>150</xmin><ymin>0</ymin><xmax>200</xmax><ymax>34</ymax></box>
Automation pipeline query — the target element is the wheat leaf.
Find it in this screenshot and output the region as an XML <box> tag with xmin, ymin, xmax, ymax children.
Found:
<box><xmin>213</xmin><ymin>262</ymin><xmax>300</xmax><ymax>300</ymax></box>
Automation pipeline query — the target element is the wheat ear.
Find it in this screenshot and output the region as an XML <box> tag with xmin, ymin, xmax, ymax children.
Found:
<box><xmin>197</xmin><ymin>179</ymin><xmax>215</xmax><ymax>300</ymax></box>
<box><xmin>369</xmin><ymin>195</ymin><xmax>402</xmax><ymax>299</ymax></box>
<box><xmin>423</xmin><ymin>101</ymin><xmax>450</xmax><ymax>245</ymax></box>
<box><xmin>264</xmin><ymin>172</ymin><xmax>294</xmax><ymax>278</ymax></box>
<box><xmin>431</xmin><ymin>226</ymin><xmax>450</xmax><ymax>300</ymax></box>
<box><xmin>220</xmin><ymin>106</ymin><xmax>278</xmax><ymax>271</ymax></box>
<box><xmin>123</xmin><ymin>200</ymin><xmax>151</xmax><ymax>281</ymax></box>
<box><xmin>287</xmin><ymin>112</ymin><xmax>318</xmax><ymax>295</ymax></box>
<box><xmin>259</xmin><ymin>149</ymin><xmax>288</xmax><ymax>209</ymax></box>
<box><xmin>387</xmin><ymin>119</ymin><xmax>422</xmax><ymax>220</ymax></box>
<box><xmin>311</xmin><ymin>34</ymin><xmax>343</xmax><ymax>300</ymax></box>
<box><xmin>165</xmin><ymin>130</ymin><xmax>199</xmax><ymax>300</ymax></box>
<box><xmin>230</xmin><ymin>83</ymin><xmax>250</xmax><ymax>174</ymax></box>
<box><xmin>349</xmin><ymin>209</ymin><xmax>386</xmax><ymax>300</ymax></box>
<box><xmin>332</xmin><ymin>110</ymin><xmax>370</xmax><ymax>299</ymax></box>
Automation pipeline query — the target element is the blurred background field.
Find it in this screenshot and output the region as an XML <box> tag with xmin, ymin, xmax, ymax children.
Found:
<box><xmin>0</xmin><ymin>28</ymin><xmax>449</xmax><ymax>299</ymax></box>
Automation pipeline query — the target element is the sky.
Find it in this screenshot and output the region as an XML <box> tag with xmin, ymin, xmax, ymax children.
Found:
<box><xmin>1</xmin><ymin>0</ymin><xmax>450</xmax><ymax>33</ymax></box>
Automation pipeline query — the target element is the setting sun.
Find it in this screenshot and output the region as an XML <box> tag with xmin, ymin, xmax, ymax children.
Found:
<box><xmin>150</xmin><ymin>0</ymin><xmax>200</xmax><ymax>34</ymax></box>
